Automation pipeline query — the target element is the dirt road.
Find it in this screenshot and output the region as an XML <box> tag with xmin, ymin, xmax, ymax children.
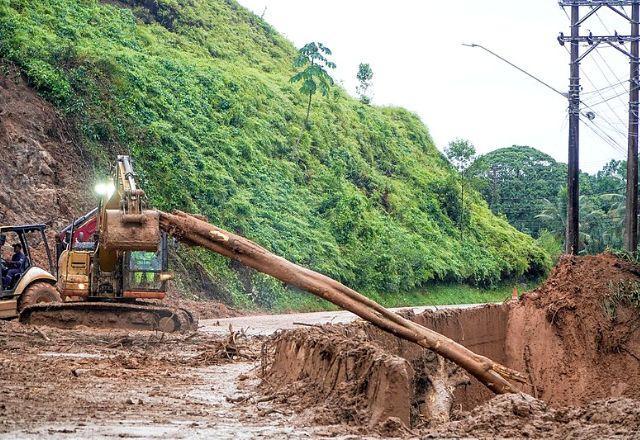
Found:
<box><xmin>0</xmin><ymin>305</ymin><xmax>471</xmax><ymax>439</ymax></box>
<box><xmin>200</xmin><ymin>304</ymin><xmax>476</xmax><ymax>336</ymax></box>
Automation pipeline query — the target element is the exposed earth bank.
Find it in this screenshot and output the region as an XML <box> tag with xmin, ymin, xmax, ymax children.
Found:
<box><xmin>261</xmin><ymin>253</ymin><xmax>640</xmax><ymax>438</ymax></box>
<box><xmin>0</xmin><ymin>66</ymin><xmax>93</xmax><ymax>229</ymax></box>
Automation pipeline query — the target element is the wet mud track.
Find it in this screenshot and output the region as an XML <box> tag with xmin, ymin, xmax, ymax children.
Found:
<box><xmin>0</xmin><ymin>306</ymin><xmax>436</xmax><ymax>439</ymax></box>
<box><xmin>0</xmin><ymin>321</ymin><xmax>313</xmax><ymax>439</ymax></box>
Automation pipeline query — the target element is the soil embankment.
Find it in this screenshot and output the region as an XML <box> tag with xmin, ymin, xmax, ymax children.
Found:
<box><xmin>262</xmin><ymin>254</ymin><xmax>640</xmax><ymax>436</ymax></box>
<box><xmin>507</xmin><ymin>253</ymin><xmax>640</xmax><ymax>405</ymax></box>
<box><xmin>263</xmin><ymin>305</ymin><xmax>510</xmax><ymax>429</ymax></box>
<box><xmin>0</xmin><ymin>66</ymin><xmax>93</xmax><ymax>228</ymax></box>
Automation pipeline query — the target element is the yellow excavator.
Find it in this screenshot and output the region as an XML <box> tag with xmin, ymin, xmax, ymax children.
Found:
<box><xmin>19</xmin><ymin>156</ymin><xmax>197</xmax><ymax>332</ymax></box>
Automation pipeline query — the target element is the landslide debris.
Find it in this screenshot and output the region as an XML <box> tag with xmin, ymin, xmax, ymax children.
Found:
<box><xmin>259</xmin><ymin>253</ymin><xmax>640</xmax><ymax>436</ymax></box>
<box><xmin>261</xmin><ymin>321</ymin><xmax>477</xmax><ymax>432</ymax></box>
<box><xmin>507</xmin><ymin>253</ymin><xmax>640</xmax><ymax>405</ymax></box>
<box><xmin>425</xmin><ymin>393</ymin><xmax>640</xmax><ymax>439</ymax></box>
<box><xmin>261</xmin><ymin>324</ymin><xmax>416</xmax><ymax>429</ymax></box>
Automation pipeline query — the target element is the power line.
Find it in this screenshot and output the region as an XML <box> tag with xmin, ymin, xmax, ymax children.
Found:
<box><xmin>589</xmin><ymin>48</ymin><xmax>630</xmax><ymax>119</ymax></box>
<box><xmin>583</xmin><ymin>87</ymin><xmax>630</xmax><ymax>107</ymax></box>
<box><xmin>462</xmin><ymin>41</ymin><xmax>626</xmax><ymax>155</ymax></box>
<box><xmin>593</xmin><ymin>9</ymin><xmax>631</xmax><ymax>94</ymax></box>
<box><xmin>581</xmin><ymin>115</ymin><xmax>627</xmax><ymax>153</ymax></box>
<box><xmin>581</xmin><ymin>78</ymin><xmax>630</xmax><ymax>95</ymax></box>
<box><xmin>567</xmin><ymin>44</ymin><xmax>628</xmax><ymax>127</ymax></box>
<box><xmin>462</xmin><ymin>43</ymin><xmax>568</xmax><ymax>98</ymax></box>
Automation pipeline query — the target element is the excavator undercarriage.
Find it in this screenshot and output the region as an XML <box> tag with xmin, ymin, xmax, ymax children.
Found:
<box><xmin>20</xmin><ymin>301</ymin><xmax>196</xmax><ymax>333</ymax></box>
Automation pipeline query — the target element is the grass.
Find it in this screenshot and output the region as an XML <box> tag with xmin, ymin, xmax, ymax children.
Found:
<box><xmin>270</xmin><ymin>281</ymin><xmax>541</xmax><ymax>313</ymax></box>
<box><xmin>0</xmin><ymin>0</ymin><xmax>551</xmax><ymax>310</ymax></box>
<box><xmin>605</xmin><ymin>279</ymin><xmax>640</xmax><ymax>321</ymax></box>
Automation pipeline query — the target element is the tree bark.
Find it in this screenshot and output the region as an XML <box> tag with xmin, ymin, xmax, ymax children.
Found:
<box><xmin>159</xmin><ymin>210</ymin><xmax>526</xmax><ymax>395</ymax></box>
<box><xmin>304</xmin><ymin>92</ymin><xmax>312</xmax><ymax>128</ymax></box>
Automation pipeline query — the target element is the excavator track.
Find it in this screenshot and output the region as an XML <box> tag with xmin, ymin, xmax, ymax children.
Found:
<box><xmin>19</xmin><ymin>301</ymin><xmax>198</xmax><ymax>333</ymax></box>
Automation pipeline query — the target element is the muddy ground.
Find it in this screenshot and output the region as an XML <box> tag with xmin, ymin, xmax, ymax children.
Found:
<box><xmin>0</xmin><ymin>320</ymin><xmax>316</xmax><ymax>439</ymax></box>
<box><xmin>2</xmin><ymin>255</ymin><xmax>640</xmax><ymax>439</ymax></box>
<box><xmin>1</xmin><ymin>307</ymin><xmax>639</xmax><ymax>438</ymax></box>
<box><xmin>258</xmin><ymin>254</ymin><xmax>640</xmax><ymax>438</ymax></box>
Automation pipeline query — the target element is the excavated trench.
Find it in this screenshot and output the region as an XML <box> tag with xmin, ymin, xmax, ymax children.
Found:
<box><xmin>264</xmin><ymin>305</ymin><xmax>510</xmax><ymax>428</ymax></box>
<box><xmin>262</xmin><ymin>254</ymin><xmax>640</xmax><ymax>431</ymax></box>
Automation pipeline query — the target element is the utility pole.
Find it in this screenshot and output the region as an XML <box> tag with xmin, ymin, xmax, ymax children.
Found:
<box><xmin>567</xmin><ymin>4</ymin><xmax>581</xmax><ymax>255</ymax></box>
<box><xmin>625</xmin><ymin>2</ymin><xmax>639</xmax><ymax>253</ymax></box>
<box><xmin>559</xmin><ymin>0</ymin><xmax>640</xmax><ymax>254</ymax></box>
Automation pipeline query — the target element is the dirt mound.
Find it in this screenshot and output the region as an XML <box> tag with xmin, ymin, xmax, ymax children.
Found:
<box><xmin>162</xmin><ymin>289</ymin><xmax>242</xmax><ymax>320</ymax></box>
<box><xmin>507</xmin><ymin>253</ymin><xmax>640</xmax><ymax>405</ymax></box>
<box><xmin>260</xmin><ymin>308</ymin><xmax>516</xmax><ymax>431</ymax></box>
<box><xmin>426</xmin><ymin>393</ymin><xmax>640</xmax><ymax>439</ymax></box>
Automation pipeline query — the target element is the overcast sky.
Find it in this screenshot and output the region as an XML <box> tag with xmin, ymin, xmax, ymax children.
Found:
<box><xmin>237</xmin><ymin>0</ymin><xmax>635</xmax><ymax>173</ymax></box>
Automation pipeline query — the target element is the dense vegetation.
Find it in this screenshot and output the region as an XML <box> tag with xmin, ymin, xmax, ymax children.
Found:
<box><xmin>470</xmin><ymin>146</ymin><xmax>567</xmax><ymax>238</ymax></box>
<box><xmin>471</xmin><ymin>145</ymin><xmax>627</xmax><ymax>257</ymax></box>
<box><xmin>0</xmin><ymin>0</ymin><xmax>548</xmax><ymax>308</ymax></box>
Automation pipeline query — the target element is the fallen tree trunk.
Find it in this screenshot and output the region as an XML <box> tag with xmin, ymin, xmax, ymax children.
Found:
<box><xmin>159</xmin><ymin>210</ymin><xmax>526</xmax><ymax>394</ymax></box>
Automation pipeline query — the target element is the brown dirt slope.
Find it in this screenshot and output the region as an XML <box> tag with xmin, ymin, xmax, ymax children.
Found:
<box><xmin>262</xmin><ymin>324</ymin><xmax>416</xmax><ymax>429</ymax></box>
<box><xmin>0</xmin><ymin>65</ymin><xmax>93</xmax><ymax>229</ymax></box>
<box><xmin>507</xmin><ymin>253</ymin><xmax>640</xmax><ymax>405</ymax></box>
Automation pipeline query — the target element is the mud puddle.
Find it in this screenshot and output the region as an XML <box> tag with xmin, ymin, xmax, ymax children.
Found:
<box><xmin>0</xmin><ymin>320</ymin><xmax>351</xmax><ymax>439</ymax></box>
<box><xmin>2</xmin><ymin>360</ymin><xmax>313</xmax><ymax>440</ymax></box>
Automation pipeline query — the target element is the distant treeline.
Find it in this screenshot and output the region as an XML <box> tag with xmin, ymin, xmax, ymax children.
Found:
<box><xmin>470</xmin><ymin>145</ymin><xmax>627</xmax><ymax>257</ymax></box>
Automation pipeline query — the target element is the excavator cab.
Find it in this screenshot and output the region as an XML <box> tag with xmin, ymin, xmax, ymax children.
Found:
<box><xmin>57</xmin><ymin>213</ymin><xmax>171</xmax><ymax>300</ymax></box>
<box><xmin>122</xmin><ymin>233</ymin><xmax>171</xmax><ymax>298</ymax></box>
<box><xmin>0</xmin><ymin>224</ymin><xmax>60</xmax><ymax>319</ymax></box>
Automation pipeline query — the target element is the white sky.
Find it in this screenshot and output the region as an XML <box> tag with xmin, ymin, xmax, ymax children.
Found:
<box><xmin>237</xmin><ymin>0</ymin><xmax>635</xmax><ymax>173</ymax></box>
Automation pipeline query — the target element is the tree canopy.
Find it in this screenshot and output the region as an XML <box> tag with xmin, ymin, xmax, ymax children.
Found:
<box><xmin>471</xmin><ymin>147</ymin><xmax>630</xmax><ymax>256</ymax></box>
<box><xmin>356</xmin><ymin>62</ymin><xmax>373</xmax><ymax>104</ymax></box>
<box><xmin>290</xmin><ymin>42</ymin><xmax>336</xmax><ymax>126</ymax></box>
<box><xmin>469</xmin><ymin>146</ymin><xmax>566</xmax><ymax>237</ymax></box>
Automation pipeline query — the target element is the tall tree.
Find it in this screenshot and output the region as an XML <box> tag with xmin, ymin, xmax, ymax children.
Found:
<box><xmin>356</xmin><ymin>62</ymin><xmax>373</xmax><ymax>104</ymax></box>
<box><xmin>290</xmin><ymin>42</ymin><xmax>336</xmax><ymax>128</ymax></box>
<box><xmin>469</xmin><ymin>146</ymin><xmax>567</xmax><ymax>237</ymax></box>
<box><xmin>444</xmin><ymin>139</ymin><xmax>476</xmax><ymax>238</ymax></box>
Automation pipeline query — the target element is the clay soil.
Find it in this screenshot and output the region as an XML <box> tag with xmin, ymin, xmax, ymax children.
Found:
<box><xmin>0</xmin><ymin>319</ymin><xmax>317</xmax><ymax>439</ymax></box>
<box><xmin>508</xmin><ymin>253</ymin><xmax>640</xmax><ymax>406</ymax></box>
<box><xmin>0</xmin><ymin>65</ymin><xmax>94</xmax><ymax>229</ymax></box>
<box><xmin>260</xmin><ymin>254</ymin><xmax>640</xmax><ymax>438</ymax></box>
<box><xmin>2</xmin><ymin>257</ymin><xmax>640</xmax><ymax>439</ymax></box>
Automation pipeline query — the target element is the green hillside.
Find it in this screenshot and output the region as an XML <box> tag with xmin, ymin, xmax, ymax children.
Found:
<box><xmin>0</xmin><ymin>0</ymin><xmax>549</xmax><ymax>308</ymax></box>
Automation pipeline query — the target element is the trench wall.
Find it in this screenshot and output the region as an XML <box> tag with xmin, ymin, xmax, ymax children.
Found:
<box><xmin>265</xmin><ymin>304</ymin><xmax>510</xmax><ymax>427</ymax></box>
<box><xmin>365</xmin><ymin>304</ymin><xmax>510</xmax><ymax>410</ymax></box>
